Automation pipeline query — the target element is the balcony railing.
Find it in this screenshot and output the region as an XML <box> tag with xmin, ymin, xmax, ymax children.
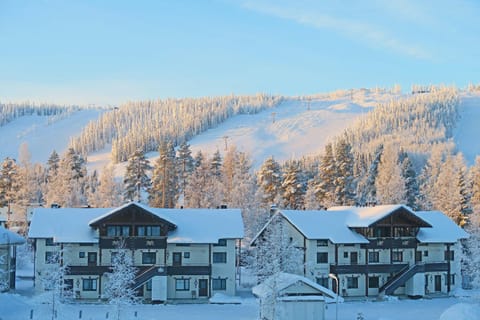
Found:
<box><xmin>99</xmin><ymin>237</ymin><xmax>167</xmax><ymax>249</ymax></box>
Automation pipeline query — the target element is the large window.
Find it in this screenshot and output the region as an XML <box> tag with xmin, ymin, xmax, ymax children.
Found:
<box><xmin>212</xmin><ymin>278</ymin><xmax>227</xmax><ymax>290</ymax></box>
<box><xmin>316</xmin><ymin>252</ymin><xmax>328</xmax><ymax>264</ymax></box>
<box><xmin>213</xmin><ymin>252</ymin><xmax>227</xmax><ymax>263</ymax></box>
<box><xmin>368</xmin><ymin>276</ymin><xmax>379</xmax><ymax>288</ymax></box>
<box><xmin>106</xmin><ymin>225</ymin><xmax>130</xmax><ymax>237</ymax></box>
<box><xmin>368</xmin><ymin>251</ymin><xmax>379</xmax><ymax>263</ymax></box>
<box><xmin>82</xmin><ymin>278</ymin><xmax>97</xmax><ymax>291</ymax></box>
<box><xmin>347</xmin><ymin>277</ymin><xmax>358</xmax><ymax>289</ymax></box>
<box><xmin>444</xmin><ymin>251</ymin><xmax>454</xmax><ymax>261</ymax></box>
<box><xmin>316</xmin><ymin>277</ymin><xmax>329</xmax><ymax>289</ymax></box>
<box><xmin>175</xmin><ymin>279</ymin><xmax>190</xmax><ymax>291</ymax></box>
<box><xmin>392</xmin><ymin>251</ymin><xmax>403</xmax><ymax>262</ymax></box>
<box><xmin>137</xmin><ymin>226</ymin><xmax>161</xmax><ymax>237</ymax></box>
<box><xmin>142</xmin><ymin>252</ymin><xmax>156</xmax><ymax>264</ymax></box>
<box><xmin>317</xmin><ymin>240</ymin><xmax>328</xmax><ymax>247</ymax></box>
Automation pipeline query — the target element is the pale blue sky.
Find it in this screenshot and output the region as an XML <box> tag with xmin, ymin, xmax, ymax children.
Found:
<box><xmin>1</xmin><ymin>0</ymin><xmax>479</xmax><ymax>105</ymax></box>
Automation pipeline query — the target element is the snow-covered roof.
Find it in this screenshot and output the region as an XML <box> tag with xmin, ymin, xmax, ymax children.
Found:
<box><xmin>252</xmin><ymin>272</ymin><xmax>341</xmax><ymax>303</ymax></box>
<box><xmin>29</xmin><ymin>208</ymin><xmax>106</xmax><ymax>243</ymax></box>
<box><xmin>157</xmin><ymin>208</ymin><xmax>244</xmax><ymax>243</ymax></box>
<box><xmin>328</xmin><ymin>204</ymin><xmax>431</xmax><ymax>228</ymax></box>
<box><xmin>281</xmin><ymin>210</ymin><xmax>369</xmax><ymax>244</ymax></box>
<box><xmin>28</xmin><ymin>203</ymin><xmax>244</xmax><ymax>244</ymax></box>
<box><xmin>0</xmin><ymin>226</ymin><xmax>25</xmax><ymax>245</ymax></box>
<box><xmin>415</xmin><ymin>211</ymin><xmax>469</xmax><ymax>243</ymax></box>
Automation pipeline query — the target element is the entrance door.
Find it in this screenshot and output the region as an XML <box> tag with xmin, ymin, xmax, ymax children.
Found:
<box><xmin>173</xmin><ymin>252</ymin><xmax>182</xmax><ymax>266</ymax></box>
<box><xmin>88</xmin><ymin>252</ymin><xmax>97</xmax><ymax>266</ymax></box>
<box><xmin>350</xmin><ymin>252</ymin><xmax>358</xmax><ymax>265</ymax></box>
<box><xmin>199</xmin><ymin>279</ymin><xmax>208</xmax><ymax>297</ymax></box>
<box><xmin>434</xmin><ymin>275</ymin><xmax>442</xmax><ymax>292</ymax></box>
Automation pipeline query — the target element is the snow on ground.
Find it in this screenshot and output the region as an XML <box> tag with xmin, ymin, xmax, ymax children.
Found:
<box><xmin>2</xmin><ymin>276</ymin><xmax>480</xmax><ymax>320</ymax></box>
<box><xmin>0</xmin><ymin>108</ymin><xmax>104</xmax><ymax>164</ymax></box>
<box><xmin>453</xmin><ymin>92</ymin><xmax>480</xmax><ymax>165</ymax></box>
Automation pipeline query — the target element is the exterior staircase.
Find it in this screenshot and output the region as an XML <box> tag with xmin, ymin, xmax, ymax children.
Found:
<box><xmin>133</xmin><ymin>265</ymin><xmax>165</xmax><ymax>289</ymax></box>
<box><xmin>379</xmin><ymin>263</ymin><xmax>423</xmax><ymax>296</ymax></box>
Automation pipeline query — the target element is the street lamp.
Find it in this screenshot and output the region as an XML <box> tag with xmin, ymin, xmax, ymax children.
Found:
<box><xmin>329</xmin><ymin>273</ymin><xmax>339</xmax><ymax>320</ymax></box>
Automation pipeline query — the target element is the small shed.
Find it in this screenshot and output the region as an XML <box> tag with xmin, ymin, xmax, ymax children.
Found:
<box><xmin>252</xmin><ymin>273</ymin><xmax>341</xmax><ymax>320</ymax></box>
<box><xmin>0</xmin><ymin>226</ymin><xmax>25</xmax><ymax>291</ymax></box>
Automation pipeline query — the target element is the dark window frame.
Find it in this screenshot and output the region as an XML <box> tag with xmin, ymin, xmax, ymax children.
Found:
<box><xmin>175</xmin><ymin>279</ymin><xmax>190</xmax><ymax>291</ymax></box>
<box><xmin>213</xmin><ymin>252</ymin><xmax>227</xmax><ymax>263</ymax></box>
<box><xmin>212</xmin><ymin>278</ymin><xmax>227</xmax><ymax>290</ymax></box>
<box><xmin>82</xmin><ymin>278</ymin><xmax>97</xmax><ymax>291</ymax></box>
<box><xmin>368</xmin><ymin>276</ymin><xmax>379</xmax><ymax>288</ymax></box>
<box><xmin>347</xmin><ymin>276</ymin><xmax>358</xmax><ymax>289</ymax></box>
<box><xmin>142</xmin><ymin>252</ymin><xmax>156</xmax><ymax>264</ymax></box>
<box><xmin>316</xmin><ymin>252</ymin><xmax>328</xmax><ymax>264</ymax></box>
<box><xmin>368</xmin><ymin>251</ymin><xmax>379</xmax><ymax>263</ymax></box>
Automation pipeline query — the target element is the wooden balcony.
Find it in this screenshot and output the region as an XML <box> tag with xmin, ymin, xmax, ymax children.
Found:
<box><xmin>99</xmin><ymin>237</ymin><xmax>167</xmax><ymax>249</ymax></box>
<box><xmin>167</xmin><ymin>265</ymin><xmax>212</xmax><ymax>276</ymax></box>
<box><xmin>362</xmin><ymin>238</ymin><xmax>417</xmax><ymax>249</ymax></box>
<box><xmin>330</xmin><ymin>263</ymin><xmax>408</xmax><ymax>274</ymax></box>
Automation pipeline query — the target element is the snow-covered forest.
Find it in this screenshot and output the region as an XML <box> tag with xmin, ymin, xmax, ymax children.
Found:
<box><xmin>68</xmin><ymin>94</ymin><xmax>281</xmax><ymax>163</ymax></box>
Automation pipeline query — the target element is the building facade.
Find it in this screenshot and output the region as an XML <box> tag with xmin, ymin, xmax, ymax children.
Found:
<box><xmin>253</xmin><ymin>205</ymin><xmax>468</xmax><ymax>298</ymax></box>
<box><xmin>28</xmin><ymin>202</ymin><xmax>243</xmax><ymax>302</ymax></box>
<box><xmin>0</xmin><ymin>226</ymin><xmax>25</xmax><ymax>291</ymax></box>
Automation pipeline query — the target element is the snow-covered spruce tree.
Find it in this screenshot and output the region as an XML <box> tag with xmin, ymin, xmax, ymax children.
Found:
<box><xmin>210</xmin><ymin>149</ymin><xmax>223</xmax><ymax>178</ymax></box>
<box><xmin>357</xmin><ymin>144</ymin><xmax>383</xmax><ymax>206</ymax></box>
<box><xmin>46</xmin><ymin>150</ymin><xmax>60</xmax><ymax>181</ymax></box>
<box><xmin>176</xmin><ymin>141</ymin><xmax>194</xmax><ymax>204</ymax></box>
<box><xmin>149</xmin><ymin>140</ymin><xmax>178</xmax><ymax>208</ymax></box>
<box><xmin>40</xmin><ymin>249</ymin><xmax>71</xmax><ymax>320</ymax></box>
<box><xmin>256</xmin><ymin>156</ymin><xmax>282</xmax><ymax>207</ymax></box>
<box><xmin>0</xmin><ymin>157</ymin><xmax>18</xmax><ymax>212</ymax></box>
<box><xmin>315</xmin><ymin>142</ymin><xmax>337</xmax><ymax>208</ymax></box>
<box><xmin>464</xmin><ymin>156</ymin><xmax>480</xmax><ymax>288</ymax></box>
<box><xmin>0</xmin><ymin>249</ymin><xmax>9</xmax><ymax>291</ymax></box>
<box><xmin>400</xmin><ymin>152</ymin><xmax>420</xmax><ymax>210</ymax></box>
<box><xmin>88</xmin><ymin>164</ymin><xmax>123</xmax><ymax>207</ymax></box>
<box><xmin>103</xmin><ymin>242</ymin><xmax>138</xmax><ymax>320</ymax></box>
<box><xmin>252</xmin><ymin>214</ymin><xmax>304</xmax><ymax>283</ymax></box>
<box><xmin>333</xmin><ymin>136</ymin><xmax>356</xmax><ymax>206</ymax></box>
<box><xmin>281</xmin><ymin>160</ymin><xmax>305</xmax><ymax>210</ymax></box>
<box><xmin>375</xmin><ymin>144</ymin><xmax>406</xmax><ymax>205</ymax></box>
<box><xmin>123</xmin><ymin>149</ymin><xmax>152</xmax><ymax>202</ymax></box>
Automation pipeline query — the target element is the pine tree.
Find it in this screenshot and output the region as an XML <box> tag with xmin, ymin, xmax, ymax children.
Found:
<box><xmin>176</xmin><ymin>141</ymin><xmax>194</xmax><ymax>204</ymax></box>
<box><xmin>281</xmin><ymin>160</ymin><xmax>305</xmax><ymax>209</ymax></box>
<box><xmin>401</xmin><ymin>153</ymin><xmax>420</xmax><ymax>210</ymax></box>
<box><xmin>89</xmin><ymin>164</ymin><xmax>122</xmax><ymax>207</ymax></box>
<box><xmin>149</xmin><ymin>141</ymin><xmax>177</xmax><ymax>208</ymax></box>
<box><xmin>210</xmin><ymin>149</ymin><xmax>222</xmax><ymax>178</ymax></box>
<box><xmin>375</xmin><ymin>144</ymin><xmax>406</xmax><ymax>205</ymax></box>
<box><xmin>0</xmin><ymin>158</ymin><xmax>18</xmax><ymax>225</ymax></box>
<box><xmin>315</xmin><ymin>142</ymin><xmax>337</xmax><ymax>208</ymax></box>
<box><xmin>46</xmin><ymin>150</ymin><xmax>60</xmax><ymax>183</ymax></box>
<box><xmin>123</xmin><ymin>149</ymin><xmax>152</xmax><ymax>202</ymax></box>
<box><xmin>257</xmin><ymin>157</ymin><xmax>282</xmax><ymax>207</ymax></box>
<box><xmin>334</xmin><ymin>137</ymin><xmax>356</xmax><ymax>205</ymax></box>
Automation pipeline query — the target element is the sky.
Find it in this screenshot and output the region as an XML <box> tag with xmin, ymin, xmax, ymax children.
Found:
<box><xmin>0</xmin><ymin>0</ymin><xmax>479</xmax><ymax>106</ymax></box>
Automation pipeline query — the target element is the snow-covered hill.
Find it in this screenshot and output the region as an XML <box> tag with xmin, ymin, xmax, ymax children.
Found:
<box><xmin>1</xmin><ymin>90</ymin><xmax>480</xmax><ymax>174</ymax></box>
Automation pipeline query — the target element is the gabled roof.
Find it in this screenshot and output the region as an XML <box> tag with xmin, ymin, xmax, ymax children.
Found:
<box><xmin>0</xmin><ymin>226</ymin><xmax>25</xmax><ymax>245</ymax></box>
<box><xmin>88</xmin><ymin>202</ymin><xmax>177</xmax><ymax>230</ymax></box>
<box><xmin>415</xmin><ymin>211</ymin><xmax>469</xmax><ymax>243</ymax></box>
<box><xmin>252</xmin><ymin>272</ymin><xmax>341</xmax><ymax>303</ymax></box>
<box><xmin>28</xmin><ymin>203</ymin><xmax>244</xmax><ymax>244</ymax></box>
<box><xmin>329</xmin><ymin>204</ymin><xmax>431</xmax><ymax>228</ymax></box>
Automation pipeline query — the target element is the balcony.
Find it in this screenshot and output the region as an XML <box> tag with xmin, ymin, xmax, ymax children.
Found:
<box><xmin>363</xmin><ymin>238</ymin><xmax>417</xmax><ymax>249</ymax></box>
<box><xmin>167</xmin><ymin>265</ymin><xmax>212</xmax><ymax>276</ymax></box>
<box><xmin>330</xmin><ymin>263</ymin><xmax>408</xmax><ymax>274</ymax></box>
<box><xmin>99</xmin><ymin>237</ymin><xmax>167</xmax><ymax>249</ymax></box>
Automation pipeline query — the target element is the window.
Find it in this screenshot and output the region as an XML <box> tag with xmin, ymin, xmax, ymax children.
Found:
<box><xmin>213</xmin><ymin>252</ymin><xmax>227</xmax><ymax>263</ymax></box>
<box><xmin>45</xmin><ymin>251</ymin><xmax>55</xmax><ymax>263</ymax></box>
<box><xmin>79</xmin><ymin>252</ymin><xmax>85</xmax><ymax>259</ymax></box>
<box><xmin>317</xmin><ymin>240</ymin><xmax>329</xmax><ymax>247</ymax></box>
<box><xmin>212</xmin><ymin>278</ymin><xmax>227</xmax><ymax>290</ymax></box>
<box><xmin>145</xmin><ymin>280</ymin><xmax>152</xmax><ymax>291</ymax></box>
<box><xmin>88</xmin><ymin>252</ymin><xmax>97</xmax><ymax>265</ymax></box>
<box><xmin>368</xmin><ymin>251</ymin><xmax>379</xmax><ymax>263</ymax></box>
<box><xmin>316</xmin><ymin>252</ymin><xmax>328</xmax><ymax>264</ymax></box>
<box><xmin>142</xmin><ymin>252</ymin><xmax>156</xmax><ymax>264</ymax></box>
<box><xmin>424</xmin><ymin>250</ymin><xmax>429</xmax><ymax>257</ymax></box>
<box><xmin>82</xmin><ymin>279</ymin><xmax>97</xmax><ymax>291</ymax></box>
<box><xmin>184</xmin><ymin>252</ymin><xmax>190</xmax><ymax>259</ymax></box>
<box><xmin>316</xmin><ymin>277</ymin><xmax>329</xmax><ymax>289</ymax></box>
<box><xmin>45</xmin><ymin>238</ymin><xmax>55</xmax><ymax>246</ymax></box>
<box><xmin>106</xmin><ymin>225</ymin><xmax>130</xmax><ymax>237</ymax></box>
<box><xmin>444</xmin><ymin>251</ymin><xmax>454</xmax><ymax>261</ymax></box>
<box><xmin>450</xmin><ymin>274</ymin><xmax>456</xmax><ymax>285</ymax></box>
<box><xmin>415</xmin><ymin>251</ymin><xmax>422</xmax><ymax>262</ymax></box>
<box><xmin>343</xmin><ymin>252</ymin><xmax>349</xmax><ymax>258</ymax></box>
<box><xmin>369</xmin><ymin>276</ymin><xmax>379</xmax><ymax>288</ymax></box>
<box><xmin>392</xmin><ymin>251</ymin><xmax>403</xmax><ymax>262</ymax></box>
<box><xmin>214</xmin><ymin>239</ymin><xmax>227</xmax><ymax>247</ymax></box>
<box><xmin>175</xmin><ymin>279</ymin><xmax>190</xmax><ymax>291</ymax></box>
<box><xmin>347</xmin><ymin>277</ymin><xmax>358</xmax><ymax>289</ymax></box>
<box><xmin>137</xmin><ymin>226</ymin><xmax>161</xmax><ymax>237</ymax></box>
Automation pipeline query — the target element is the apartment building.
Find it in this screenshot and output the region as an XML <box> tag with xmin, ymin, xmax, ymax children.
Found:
<box><xmin>28</xmin><ymin>202</ymin><xmax>243</xmax><ymax>302</ymax></box>
<box><xmin>253</xmin><ymin>205</ymin><xmax>468</xmax><ymax>298</ymax></box>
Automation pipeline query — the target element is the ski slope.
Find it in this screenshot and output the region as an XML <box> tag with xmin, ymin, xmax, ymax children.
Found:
<box><xmin>453</xmin><ymin>92</ymin><xmax>480</xmax><ymax>165</ymax></box>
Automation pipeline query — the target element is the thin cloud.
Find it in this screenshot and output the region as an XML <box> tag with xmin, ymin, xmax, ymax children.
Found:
<box><xmin>241</xmin><ymin>1</ymin><xmax>431</xmax><ymax>60</ymax></box>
